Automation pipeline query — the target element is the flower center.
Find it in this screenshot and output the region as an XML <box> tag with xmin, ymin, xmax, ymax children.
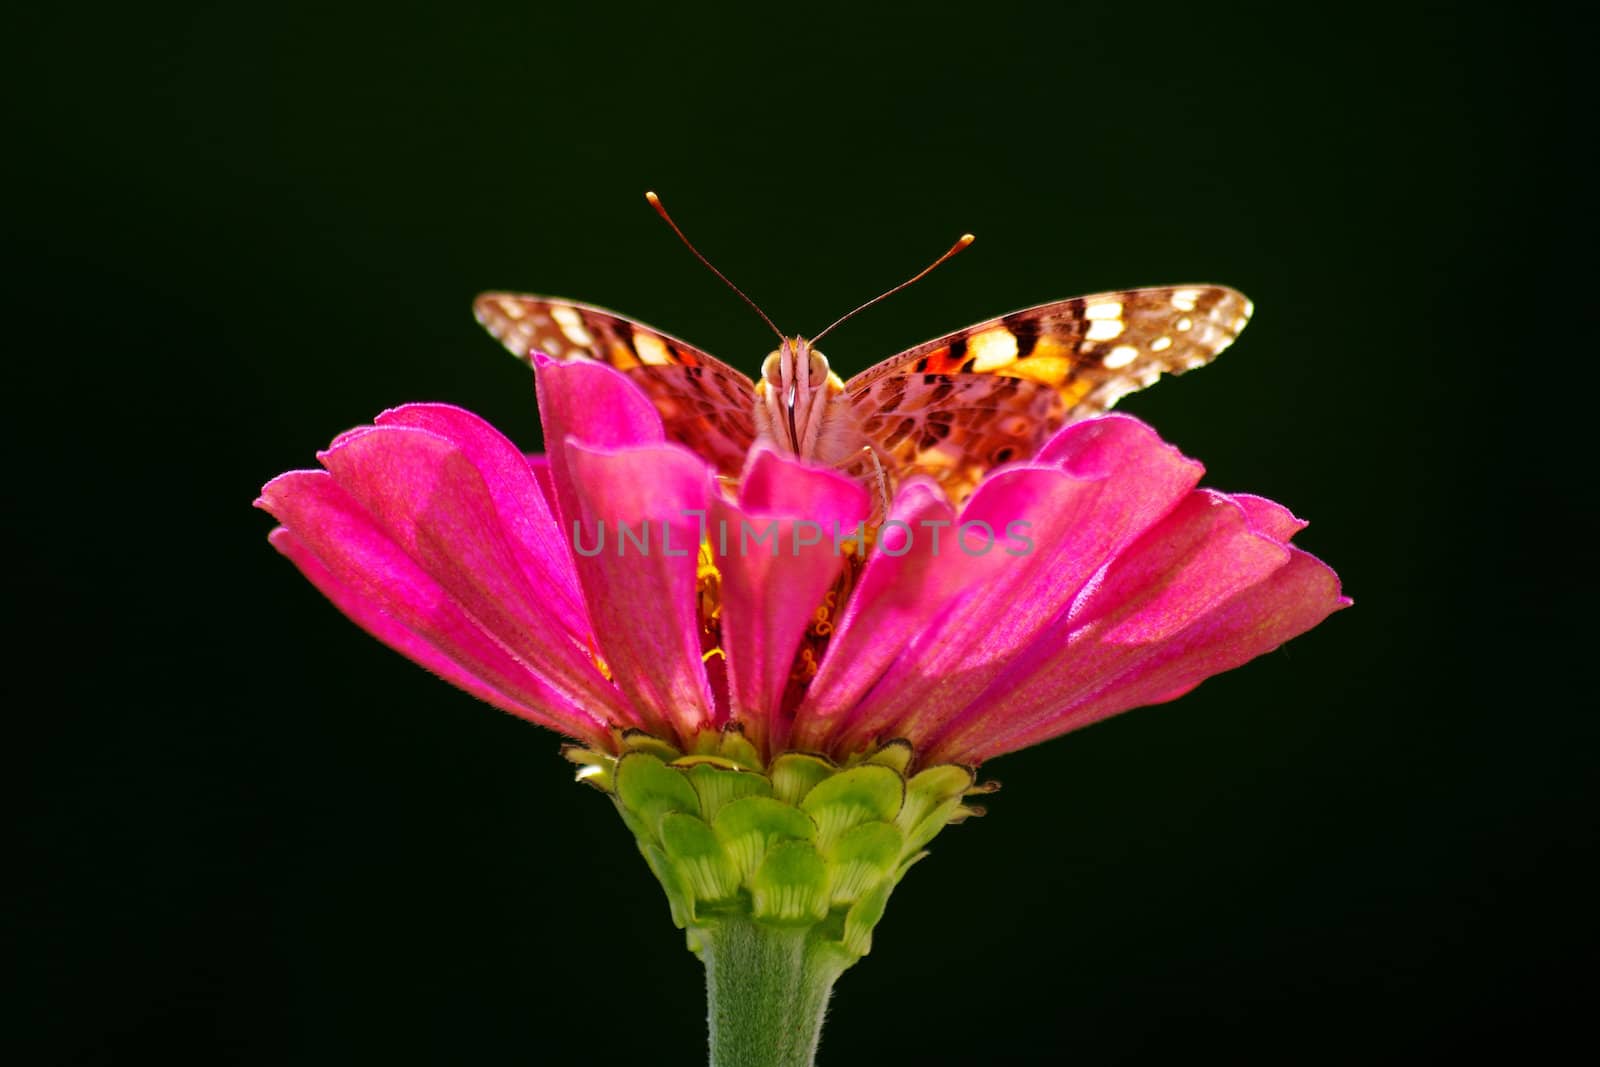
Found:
<box><xmin>787</xmin><ymin>551</ymin><xmax>862</xmax><ymax>690</ymax></box>
<box><xmin>697</xmin><ymin>539</ymin><xmax>726</xmax><ymax>665</ymax></box>
<box><xmin>692</xmin><ymin>537</ymin><xmax>867</xmax><ymax>695</ymax></box>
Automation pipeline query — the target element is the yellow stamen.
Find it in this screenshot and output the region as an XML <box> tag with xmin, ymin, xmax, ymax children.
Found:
<box><xmin>697</xmin><ymin>539</ymin><xmax>724</xmax><ymax>622</ymax></box>
<box><xmin>811</xmin><ymin>591</ymin><xmax>836</xmax><ymax>637</ymax></box>
<box><xmin>696</xmin><ymin>539</ymin><xmax>722</xmax><ymax>584</ymax></box>
<box><xmin>697</xmin><ymin>539</ymin><xmax>726</xmax><ymax>663</ymax></box>
<box><xmin>791</xmin><ymin>646</ymin><xmax>820</xmax><ymax>681</ymax></box>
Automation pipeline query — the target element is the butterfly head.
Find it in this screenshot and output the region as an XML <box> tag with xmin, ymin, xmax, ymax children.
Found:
<box><xmin>760</xmin><ymin>337</ymin><xmax>831</xmax><ymax>392</ymax></box>
<box><xmin>754</xmin><ymin>337</ymin><xmax>845</xmax><ymax>457</ymax></box>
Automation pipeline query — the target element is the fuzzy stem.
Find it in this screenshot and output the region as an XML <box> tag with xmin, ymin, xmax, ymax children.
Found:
<box><xmin>698</xmin><ymin>917</ymin><xmax>848</xmax><ymax>1067</ymax></box>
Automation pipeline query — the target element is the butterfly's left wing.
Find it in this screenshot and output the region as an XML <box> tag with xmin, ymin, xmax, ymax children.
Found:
<box><xmin>475</xmin><ymin>293</ymin><xmax>757</xmax><ymax>474</ymax></box>
<box><xmin>844</xmin><ymin>285</ymin><xmax>1251</xmax><ymax>503</ymax></box>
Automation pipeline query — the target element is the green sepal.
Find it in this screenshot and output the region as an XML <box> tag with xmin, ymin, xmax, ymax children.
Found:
<box><xmin>660</xmin><ymin>812</ymin><xmax>741</xmax><ymax>904</ymax></box>
<box><xmin>841</xmin><ymin>868</ymin><xmax>894</xmax><ymax>958</ymax></box>
<box><xmin>681</xmin><ymin>761</ymin><xmax>773</xmax><ymax>821</ymax></box>
<box><xmin>750</xmin><ymin>840</ymin><xmax>830</xmax><ymax>924</ymax></box>
<box><xmin>639</xmin><ymin>840</ymin><xmax>697</xmax><ymax>928</ymax></box>
<box><xmin>686</xmin><ymin>729</ymin><xmax>724</xmax><ymax>757</ymax></box>
<box><xmin>825</xmin><ymin>821</ymin><xmax>903</xmax><ymax>905</ymax></box>
<box><xmin>768</xmin><ymin>753</ymin><xmax>836</xmax><ymax>805</ymax></box>
<box><xmin>902</xmin><ymin>794</ymin><xmax>968</xmax><ymax>854</ymax></box>
<box><xmin>862</xmin><ymin>738</ymin><xmax>914</xmax><ymax>774</ymax></box>
<box><xmin>718</xmin><ymin>729</ymin><xmax>764</xmax><ymax>770</ymax></box>
<box><xmin>800</xmin><ymin>763</ymin><xmax>904</xmax><ymax>851</ymax></box>
<box><xmin>592</xmin><ymin>733</ymin><xmax>989</xmax><ymax>977</ymax></box>
<box><xmin>712</xmin><ymin>796</ymin><xmax>816</xmax><ymax>882</ymax></box>
<box><xmin>560</xmin><ymin>743</ymin><xmax>616</xmax><ymax>791</ymax></box>
<box><xmin>619</xmin><ymin>729</ymin><xmax>683</xmax><ymax>762</ymax></box>
<box><xmin>898</xmin><ymin>764</ymin><xmax>975</xmax><ymax>830</ymax></box>
<box><xmin>614</xmin><ymin>752</ymin><xmax>701</xmax><ymax>843</ymax></box>
<box><xmin>672</xmin><ymin>753</ymin><xmax>747</xmax><ymax>770</ymax></box>
<box><xmin>841</xmin><ymin>848</ymin><xmax>926</xmax><ymax>958</ymax></box>
<box><xmin>613</xmin><ymin>799</ymin><xmax>655</xmax><ymax>847</ymax></box>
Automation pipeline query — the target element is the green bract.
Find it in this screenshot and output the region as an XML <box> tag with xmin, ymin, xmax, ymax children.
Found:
<box><xmin>565</xmin><ymin>729</ymin><xmax>992</xmax><ymax>967</ymax></box>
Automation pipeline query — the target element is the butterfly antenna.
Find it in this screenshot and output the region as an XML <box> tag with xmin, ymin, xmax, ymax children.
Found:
<box><xmin>811</xmin><ymin>233</ymin><xmax>974</xmax><ymax>345</ymax></box>
<box><xmin>646</xmin><ymin>191</ymin><xmax>784</xmax><ymax>342</ymax></box>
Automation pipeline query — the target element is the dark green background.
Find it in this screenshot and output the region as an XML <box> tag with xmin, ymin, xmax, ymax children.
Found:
<box><xmin>9</xmin><ymin>2</ymin><xmax>1588</xmax><ymax>1064</ymax></box>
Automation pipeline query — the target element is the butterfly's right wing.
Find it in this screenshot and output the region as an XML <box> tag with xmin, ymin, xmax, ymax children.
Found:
<box><xmin>843</xmin><ymin>285</ymin><xmax>1252</xmax><ymax>504</ymax></box>
<box><xmin>475</xmin><ymin>293</ymin><xmax>757</xmax><ymax>474</ymax></box>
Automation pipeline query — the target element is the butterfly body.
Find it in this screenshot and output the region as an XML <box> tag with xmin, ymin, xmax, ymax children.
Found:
<box><xmin>475</xmin><ymin>284</ymin><xmax>1252</xmax><ymax>510</ymax></box>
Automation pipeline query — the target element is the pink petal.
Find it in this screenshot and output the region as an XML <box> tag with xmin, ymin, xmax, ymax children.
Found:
<box><xmin>1231</xmin><ymin>493</ymin><xmax>1309</xmax><ymax>542</ymax></box>
<box><xmin>258</xmin><ymin>473</ymin><xmax>618</xmax><ymax>747</ymax></box>
<box><xmin>317</xmin><ymin>425</ymin><xmax>580</xmax><ymax>653</ymax></box>
<box><xmin>306</xmin><ymin>424</ymin><xmax>631</xmax><ymax>724</ymax></box>
<box><xmin>926</xmin><ymin>529</ymin><xmax>1347</xmax><ymax>765</ymax></box>
<box><xmin>787</xmin><ymin>479</ymin><xmax>956</xmax><ymax>751</ymax></box>
<box><xmin>524</xmin><ymin>454</ymin><xmax>560</xmax><ymax>515</ymax></box>
<box><xmin>533</xmin><ymin>354</ymin><xmax>665</xmax><ymax>534</ymax></box>
<box><xmin>373</xmin><ymin>404</ymin><xmax>585</xmax><ymax>636</ymax></box>
<box><xmin>919</xmin><ymin>489</ymin><xmax>1287</xmax><ymax>759</ymax></box>
<box><xmin>827</xmin><ymin>418</ymin><xmax>1203</xmax><ymax>754</ymax></box>
<box><xmin>1035</xmin><ymin>412</ymin><xmax>1196</xmax><ymax>482</ymax></box>
<box><xmin>562</xmin><ymin>440</ymin><xmax>717</xmax><ymax>740</ymax></box>
<box><xmin>710</xmin><ymin>449</ymin><xmax>869</xmax><ymax>755</ymax></box>
<box><xmin>1069</xmin><ymin>490</ymin><xmax>1294</xmax><ymax>644</ymax></box>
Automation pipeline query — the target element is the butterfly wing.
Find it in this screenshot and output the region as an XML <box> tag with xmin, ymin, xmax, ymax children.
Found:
<box><xmin>844</xmin><ymin>285</ymin><xmax>1251</xmax><ymax>503</ymax></box>
<box><xmin>475</xmin><ymin>293</ymin><xmax>757</xmax><ymax>474</ymax></box>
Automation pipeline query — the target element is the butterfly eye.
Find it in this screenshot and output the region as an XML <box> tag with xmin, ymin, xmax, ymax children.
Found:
<box><xmin>806</xmin><ymin>350</ymin><xmax>830</xmax><ymax>387</ymax></box>
<box><xmin>759</xmin><ymin>351</ymin><xmax>783</xmax><ymax>384</ymax></box>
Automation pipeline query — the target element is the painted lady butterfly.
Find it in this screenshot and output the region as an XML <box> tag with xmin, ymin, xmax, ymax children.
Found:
<box><xmin>475</xmin><ymin>194</ymin><xmax>1251</xmax><ymax>511</ymax></box>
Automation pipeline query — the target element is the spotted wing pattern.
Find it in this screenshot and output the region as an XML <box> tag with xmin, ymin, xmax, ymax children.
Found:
<box><xmin>845</xmin><ymin>285</ymin><xmax>1251</xmax><ymax>503</ymax></box>
<box><xmin>474</xmin><ymin>293</ymin><xmax>758</xmax><ymax>474</ymax></box>
<box><xmin>847</xmin><ymin>375</ymin><xmax>1068</xmax><ymax>505</ymax></box>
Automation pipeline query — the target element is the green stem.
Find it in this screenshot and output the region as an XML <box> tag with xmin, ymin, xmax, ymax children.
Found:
<box><xmin>698</xmin><ymin>917</ymin><xmax>848</xmax><ymax>1067</ymax></box>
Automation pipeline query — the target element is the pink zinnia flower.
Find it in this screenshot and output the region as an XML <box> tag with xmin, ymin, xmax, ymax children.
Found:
<box><xmin>258</xmin><ymin>353</ymin><xmax>1345</xmax><ymax>1065</ymax></box>
<box><xmin>258</xmin><ymin>356</ymin><xmax>1344</xmax><ymax>766</ymax></box>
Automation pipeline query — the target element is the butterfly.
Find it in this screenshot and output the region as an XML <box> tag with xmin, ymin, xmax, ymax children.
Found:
<box><xmin>474</xmin><ymin>198</ymin><xmax>1251</xmax><ymax>512</ymax></box>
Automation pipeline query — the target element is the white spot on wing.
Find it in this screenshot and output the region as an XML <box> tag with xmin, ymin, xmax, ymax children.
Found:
<box><xmin>968</xmin><ymin>327</ymin><xmax>1019</xmax><ymax>370</ymax></box>
<box><xmin>1170</xmin><ymin>289</ymin><xmax>1201</xmax><ymax>312</ymax></box>
<box><xmin>1085</xmin><ymin>300</ymin><xmax>1123</xmax><ymax>320</ymax></box>
<box><xmin>1103</xmin><ymin>345</ymin><xmax>1139</xmax><ymax>369</ymax></box>
<box><xmin>551</xmin><ymin>306</ymin><xmax>593</xmax><ymax>347</ymax></box>
<box><xmin>1150</xmin><ymin>336</ymin><xmax>1173</xmax><ymax>352</ymax></box>
<box><xmin>635</xmin><ymin>333</ymin><xmax>672</xmax><ymax>365</ymax></box>
<box><xmin>1085</xmin><ymin>319</ymin><xmax>1124</xmax><ymax>341</ymax></box>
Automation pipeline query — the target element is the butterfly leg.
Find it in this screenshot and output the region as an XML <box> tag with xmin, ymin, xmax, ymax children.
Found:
<box><xmin>853</xmin><ymin>445</ymin><xmax>893</xmax><ymax>526</ymax></box>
